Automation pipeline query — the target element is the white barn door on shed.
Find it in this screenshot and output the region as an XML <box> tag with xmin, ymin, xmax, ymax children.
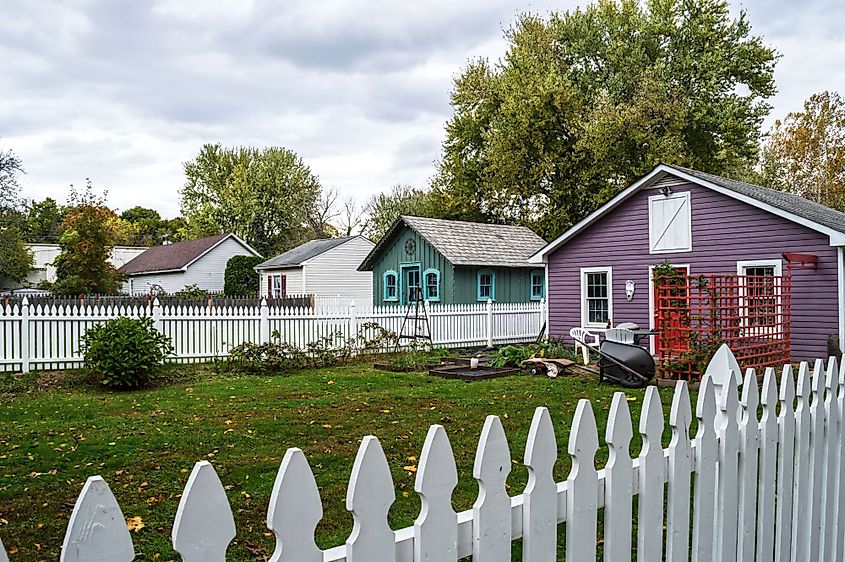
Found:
<box><xmin>649</xmin><ymin>192</ymin><xmax>692</xmax><ymax>254</ymax></box>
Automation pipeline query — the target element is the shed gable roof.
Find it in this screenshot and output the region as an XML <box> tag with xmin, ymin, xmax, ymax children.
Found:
<box><xmin>119</xmin><ymin>233</ymin><xmax>259</xmax><ymax>275</ymax></box>
<box><xmin>359</xmin><ymin>216</ymin><xmax>546</xmax><ymax>270</ymax></box>
<box><xmin>531</xmin><ymin>163</ymin><xmax>845</xmax><ymax>262</ymax></box>
<box><xmin>256</xmin><ymin>236</ymin><xmax>369</xmax><ymax>269</ymax></box>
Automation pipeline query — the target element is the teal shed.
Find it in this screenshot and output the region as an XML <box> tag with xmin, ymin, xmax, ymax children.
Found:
<box><xmin>358</xmin><ymin>216</ymin><xmax>547</xmax><ymax>306</ymax></box>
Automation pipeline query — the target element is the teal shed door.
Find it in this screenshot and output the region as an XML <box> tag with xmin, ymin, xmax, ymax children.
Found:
<box><xmin>401</xmin><ymin>265</ymin><xmax>421</xmax><ymax>304</ymax></box>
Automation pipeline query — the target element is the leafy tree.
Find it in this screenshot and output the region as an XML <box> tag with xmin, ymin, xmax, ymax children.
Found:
<box><xmin>181</xmin><ymin>144</ymin><xmax>322</xmax><ymax>256</ymax></box>
<box><xmin>25</xmin><ymin>197</ymin><xmax>64</xmax><ymax>243</ymax></box>
<box><xmin>761</xmin><ymin>91</ymin><xmax>845</xmax><ymax>210</ymax></box>
<box><xmin>0</xmin><ymin>147</ymin><xmax>33</xmax><ymax>284</ymax></box>
<box><xmin>434</xmin><ymin>0</ymin><xmax>778</xmax><ymax>239</ymax></box>
<box><xmin>224</xmin><ymin>255</ymin><xmax>264</xmax><ymax>296</ymax></box>
<box><xmin>363</xmin><ymin>185</ymin><xmax>440</xmax><ymax>241</ymax></box>
<box><xmin>52</xmin><ymin>180</ymin><xmax>124</xmax><ymax>295</ymax></box>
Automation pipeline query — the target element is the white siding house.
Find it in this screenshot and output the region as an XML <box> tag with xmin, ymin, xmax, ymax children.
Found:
<box><xmin>0</xmin><ymin>244</ymin><xmax>148</xmax><ymax>291</ymax></box>
<box><xmin>120</xmin><ymin>233</ymin><xmax>261</xmax><ymax>295</ymax></box>
<box><xmin>257</xmin><ymin>236</ymin><xmax>374</xmax><ymax>308</ymax></box>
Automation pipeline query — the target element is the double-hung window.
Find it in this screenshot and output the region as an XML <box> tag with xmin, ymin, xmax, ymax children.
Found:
<box><xmin>424</xmin><ymin>269</ymin><xmax>440</xmax><ymax>301</ymax></box>
<box><xmin>737</xmin><ymin>260</ymin><xmax>782</xmax><ymax>335</ymax></box>
<box><xmin>530</xmin><ymin>269</ymin><xmax>544</xmax><ymax>300</ymax></box>
<box><xmin>477</xmin><ymin>269</ymin><xmax>495</xmax><ymax>301</ymax></box>
<box><xmin>269</xmin><ymin>274</ymin><xmax>286</xmax><ymax>299</ymax></box>
<box><xmin>383</xmin><ymin>271</ymin><xmax>399</xmax><ymax>302</ymax></box>
<box><xmin>581</xmin><ymin>267</ymin><xmax>613</xmax><ymax>328</ymax></box>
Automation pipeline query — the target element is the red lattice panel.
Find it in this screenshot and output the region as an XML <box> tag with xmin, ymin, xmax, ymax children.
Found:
<box><xmin>655</xmin><ymin>273</ymin><xmax>791</xmax><ymax>381</ymax></box>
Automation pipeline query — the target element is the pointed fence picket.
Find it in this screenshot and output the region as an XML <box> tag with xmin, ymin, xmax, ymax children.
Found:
<box><xmin>6</xmin><ymin>344</ymin><xmax>845</xmax><ymax>562</ymax></box>
<box><xmin>0</xmin><ymin>299</ymin><xmax>543</xmax><ymax>372</ymax></box>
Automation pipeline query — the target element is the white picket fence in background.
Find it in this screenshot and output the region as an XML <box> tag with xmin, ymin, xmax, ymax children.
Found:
<box><xmin>0</xmin><ymin>298</ymin><xmax>544</xmax><ymax>372</ymax></box>
<box><xmin>3</xmin><ymin>345</ymin><xmax>845</xmax><ymax>561</ymax></box>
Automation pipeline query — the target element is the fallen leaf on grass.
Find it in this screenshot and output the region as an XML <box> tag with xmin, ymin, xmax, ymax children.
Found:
<box><xmin>126</xmin><ymin>516</ymin><xmax>145</xmax><ymax>533</ymax></box>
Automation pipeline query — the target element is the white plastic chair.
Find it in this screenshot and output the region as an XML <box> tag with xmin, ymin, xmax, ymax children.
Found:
<box><xmin>605</xmin><ymin>328</ymin><xmax>635</xmax><ymax>345</ymax></box>
<box><xmin>569</xmin><ymin>327</ymin><xmax>600</xmax><ymax>365</ymax></box>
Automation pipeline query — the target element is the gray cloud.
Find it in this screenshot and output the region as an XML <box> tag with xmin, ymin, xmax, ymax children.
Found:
<box><xmin>1</xmin><ymin>0</ymin><xmax>843</xmax><ymax>219</ymax></box>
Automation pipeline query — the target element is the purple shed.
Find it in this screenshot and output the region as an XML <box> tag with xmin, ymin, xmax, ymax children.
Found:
<box><xmin>530</xmin><ymin>164</ymin><xmax>845</xmax><ymax>362</ymax></box>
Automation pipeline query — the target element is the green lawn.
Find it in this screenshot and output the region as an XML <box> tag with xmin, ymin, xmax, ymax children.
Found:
<box><xmin>0</xmin><ymin>364</ymin><xmax>679</xmax><ymax>561</ymax></box>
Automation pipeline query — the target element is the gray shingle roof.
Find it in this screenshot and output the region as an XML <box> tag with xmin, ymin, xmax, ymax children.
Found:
<box><xmin>667</xmin><ymin>164</ymin><xmax>845</xmax><ymax>234</ymax></box>
<box><xmin>256</xmin><ymin>236</ymin><xmax>359</xmax><ymax>269</ymax></box>
<box><xmin>360</xmin><ymin>216</ymin><xmax>546</xmax><ymax>270</ymax></box>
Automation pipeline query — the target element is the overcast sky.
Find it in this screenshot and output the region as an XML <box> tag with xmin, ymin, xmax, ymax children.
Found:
<box><xmin>2</xmin><ymin>0</ymin><xmax>843</xmax><ymax>219</ymax></box>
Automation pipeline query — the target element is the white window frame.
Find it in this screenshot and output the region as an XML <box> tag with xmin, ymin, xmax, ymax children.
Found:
<box><xmin>736</xmin><ymin>259</ymin><xmax>783</xmax><ymax>337</ymax></box>
<box><xmin>580</xmin><ymin>266</ymin><xmax>613</xmax><ymax>329</ymax></box>
<box><xmin>648</xmin><ymin>191</ymin><xmax>692</xmax><ymax>254</ymax></box>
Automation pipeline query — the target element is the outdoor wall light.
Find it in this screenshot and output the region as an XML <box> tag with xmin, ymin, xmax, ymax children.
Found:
<box><xmin>660</xmin><ymin>184</ymin><xmax>673</xmax><ymax>197</ymax></box>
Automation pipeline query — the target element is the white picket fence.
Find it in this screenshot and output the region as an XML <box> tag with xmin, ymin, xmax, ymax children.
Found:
<box><xmin>0</xmin><ymin>298</ymin><xmax>544</xmax><ymax>372</ymax></box>
<box><xmin>4</xmin><ymin>344</ymin><xmax>845</xmax><ymax>561</ymax></box>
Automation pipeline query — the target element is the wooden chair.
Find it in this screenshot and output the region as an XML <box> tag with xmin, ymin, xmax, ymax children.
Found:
<box><xmin>605</xmin><ymin>328</ymin><xmax>635</xmax><ymax>345</ymax></box>
<box><xmin>569</xmin><ymin>327</ymin><xmax>600</xmax><ymax>365</ymax></box>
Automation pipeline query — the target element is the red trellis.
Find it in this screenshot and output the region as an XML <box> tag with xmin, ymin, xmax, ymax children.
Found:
<box><xmin>655</xmin><ymin>272</ymin><xmax>792</xmax><ymax>381</ymax></box>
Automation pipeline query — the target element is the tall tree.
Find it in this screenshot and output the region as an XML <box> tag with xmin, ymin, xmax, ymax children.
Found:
<box><xmin>52</xmin><ymin>180</ymin><xmax>123</xmax><ymax>295</ymax></box>
<box><xmin>761</xmin><ymin>91</ymin><xmax>845</xmax><ymax>210</ymax></box>
<box><xmin>25</xmin><ymin>197</ymin><xmax>64</xmax><ymax>243</ymax></box>
<box><xmin>434</xmin><ymin>0</ymin><xmax>778</xmax><ymax>239</ymax></box>
<box><xmin>180</xmin><ymin>144</ymin><xmax>322</xmax><ymax>255</ymax></box>
<box><xmin>362</xmin><ymin>185</ymin><xmax>440</xmax><ymax>242</ymax></box>
<box><xmin>0</xmin><ymin>147</ymin><xmax>33</xmax><ymax>285</ymax></box>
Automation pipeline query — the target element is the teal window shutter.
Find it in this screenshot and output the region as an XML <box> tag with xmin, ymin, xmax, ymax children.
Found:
<box><xmin>530</xmin><ymin>269</ymin><xmax>544</xmax><ymax>300</ymax></box>
<box><xmin>423</xmin><ymin>268</ymin><xmax>440</xmax><ymax>301</ymax></box>
<box><xmin>477</xmin><ymin>268</ymin><xmax>495</xmax><ymax>301</ymax></box>
<box><xmin>383</xmin><ymin>270</ymin><xmax>399</xmax><ymax>302</ymax></box>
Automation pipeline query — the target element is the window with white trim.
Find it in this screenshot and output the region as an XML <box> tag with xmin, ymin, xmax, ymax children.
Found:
<box><xmin>649</xmin><ymin>192</ymin><xmax>692</xmax><ymax>253</ymax></box>
<box><xmin>737</xmin><ymin>260</ymin><xmax>782</xmax><ymax>332</ymax></box>
<box><xmin>269</xmin><ymin>274</ymin><xmax>286</xmax><ymax>298</ymax></box>
<box><xmin>581</xmin><ymin>267</ymin><xmax>613</xmax><ymax>327</ymax></box>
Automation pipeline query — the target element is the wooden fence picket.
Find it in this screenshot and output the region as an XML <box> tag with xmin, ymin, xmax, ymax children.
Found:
<box><xmin>0</xmin><ymin>536</ymin><xmax>7</xmax><ymax>562</ymax></box>
<box><xmin>603</xmin><ymin>392</ymin><xmax>634</xmax><ymax>562</ymax></box>
<box><xmin>472</xmin><ymin>415</ymin><xmax>512</xmax><ymax>562</ymax></box>
<box><xmin>737</xmin><ymin>369</ymin><xmax>760</xmax><ymax>562</ymax></box>
<box><xmin>266</xmin><ymin>448</ymin><xmax>323</xmax><ymax>562</ymax></box>
<box><xmin>791</xmin><ymin>362</ymin><xmax>812</xmax><ymax>562</ymax></box>
<box><xmin>172</xmin><ymin>461</ymin><xmax>236</xmax><ymax>562</ymax></box>
<box><xmin>692</xmin><ymin>375</ymin><xmax>717</xmax><ymax>562</ymax></box>
<box><xmin>775</xmin><ymin>365</ymin><xmax>796</xmax><ymax>562</ymax></box>
<box><xmin>716</xmin><ymin>374</ymin><xmax>740</xmax><ymax>562</ymax></box>
<box><xmin>60</xmin><ymin>476</ymin><xmax>134</xmax><ymax>562</ymax></box>
<box><xmin>666</xmin><ymin>381</ymin><xmax>692</xmax><ymax>562</ymax></box>
<box><xmin>346</xmin><ymin>436</ymin><xmax>396</xmax><ymax>562</ymax></box>
<box><xmin>566</xmin><ymin>399</ymin><xmax>599</xmax><ymax>562</ymax></box>
<box><xmin>522</xmin><ymin>407</ymin><xmax>557</xmax><ymax>562</ymax></box>
<box><xmin>638</xmin><ymin>386</ymin><xmax>666</xmax><ymax>562</ymax></box>
<box><xmin>808</xmin><ymin>359</ymin><xmax>825</xmax><ymax>562</ymax></box>
<box><xmin>756</xmin><ymin>368</ymin><xmax>778</xmax><ymax>562</ymax></box>
<box><xmin>821</xmin><ymin>357</ymin><xmax>839</xmax><ymax>561</ymax></box>
<box><xmin>836</xmin><ymin>361</ymin><xmax>845</xmax><ymax>562</ymax></box>
<box><xmin>414</xmin><ymin>425</ymin><xmax>458</xmax><ymax>562</ymax></box>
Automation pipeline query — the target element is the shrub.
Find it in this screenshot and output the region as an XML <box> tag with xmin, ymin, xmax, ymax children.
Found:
<box><xmin>174</xmin><ymin>284</ymin><xmax>207</xmax><ymax>299</ymax></box>
<box><xmin>80</xmin><ymin>316</ymin><xmax>173</xmax><ymax>389</ymax></box>
<box><xmin>224</xmin><ymin>255</ymin><xmax>264</xmax><ymax>296</ymax></box>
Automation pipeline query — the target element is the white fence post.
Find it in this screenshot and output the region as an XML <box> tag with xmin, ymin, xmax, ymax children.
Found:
<box><xmin>19</xmin><ymin>297</ymin><xmax>30</xmax><ymax>374</ymax></box>
<box><xmin>486</xmin><ymin>298</ymin><xmax>493</xmax><ymax>348</ymax></box>
<box><xmin>151</xmin><ymin>298</ymin><xmax>162</xmax><ymax>333</ymax></box>
<box><xmin>349</xmin><ymin>301</ymin><xmax>358</xmax><ymax>342</ymax></box>
<box><xmin>259</xmin><ymin>298</ymin><xmax>270</xmax><ymax>344</ymax></box>
<box><xmin>539</xmin><ymin>298</ymin><xmax>546</xmax><ymax>337</ymax></box>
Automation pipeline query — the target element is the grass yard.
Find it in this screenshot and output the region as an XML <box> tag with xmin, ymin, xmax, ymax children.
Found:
<box><xmin>0</xmin><ymin>363</ymin><xmax>681</xmax><ymax>561</ymax></box>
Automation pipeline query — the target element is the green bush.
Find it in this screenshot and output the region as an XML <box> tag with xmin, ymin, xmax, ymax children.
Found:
<box><xmin>224</xmin><ymin>255</ymin><xmax>264</xmax><ymax>296</ymax></box>
<box><xmin>80</xmin><ymin>316</ymin><xmax>173</xmax><ymax>389</ymax></box>
<box><xmin>174</xmin><ymin>284</ymin><xmax>207</xmax><ymax>299</ymax></box>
